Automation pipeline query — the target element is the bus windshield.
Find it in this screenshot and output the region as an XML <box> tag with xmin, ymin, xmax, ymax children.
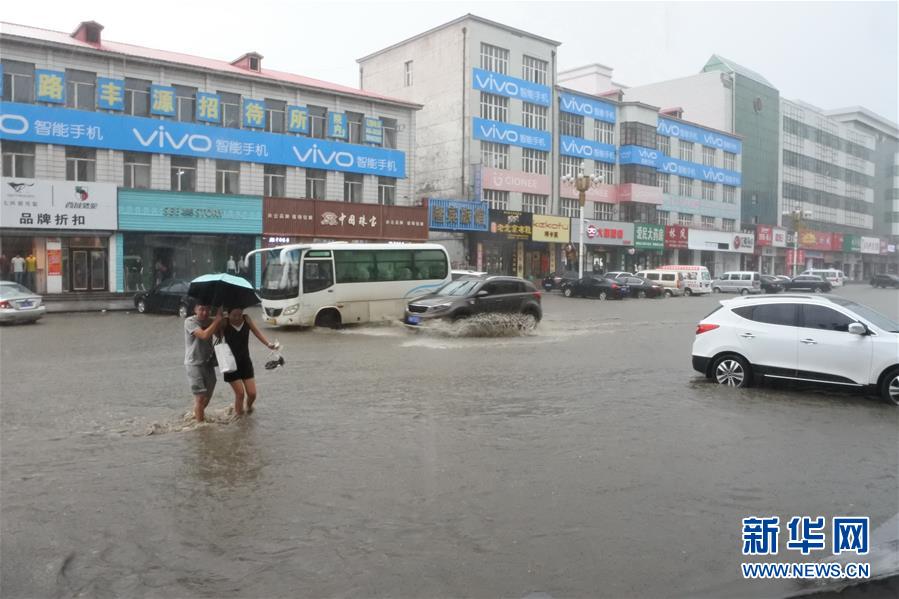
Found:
<box><xmin>259</xmin><ymin>249</ymin><xmax>300</xmax><ymax>300</ymax></box>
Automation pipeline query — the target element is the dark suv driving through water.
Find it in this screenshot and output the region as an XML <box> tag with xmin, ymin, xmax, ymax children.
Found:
<box><xmin>405</xmin><ymin>275</ymin><xmax>542</xmax><ymax>325</ymax></box>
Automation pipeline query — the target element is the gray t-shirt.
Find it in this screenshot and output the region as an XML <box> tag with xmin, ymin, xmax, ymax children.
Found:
<box><xmin>184</xmin><ymin>316</ymin><xmax>214</xmax><ymax>366</ymax></box>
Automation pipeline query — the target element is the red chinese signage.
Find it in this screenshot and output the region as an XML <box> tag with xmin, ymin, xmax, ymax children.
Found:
<box><xmin>799</xmin><ymin>230</ymin><xmax>833</xmax><ymax>251</ymax></box>
<box><xmin>263</xmin><ymin>197</ymin><xmax>428</xmax><ymax>241</ymax></box>
<box><xmin>830</xmin><ymin>232</ymin><xmax>844</xmax><ymax>252</ymax></box>
<box><xmin>756</xmin><ymin>225</ymin><xmax>773</xmax><ymax>247</ymax></box>
<box><xmin>665</xmin><ymin>225</ymin><xmax>689</xmax><ymax>249</ymax></box>
<box><xmin>786</xmin><ymin>248</ymin><xmax>806</xmax><ymax>267</ymax></box>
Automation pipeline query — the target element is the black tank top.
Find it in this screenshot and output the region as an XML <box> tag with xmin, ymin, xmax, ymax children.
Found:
<box><xmin>224</xmin><ymin>319</ymin><xmax>251</xmax><ymax>362</ymax></box>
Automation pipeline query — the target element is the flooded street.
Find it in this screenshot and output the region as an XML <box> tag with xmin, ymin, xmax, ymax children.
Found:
<box><xmin>2</xmin><ymin>287</ymin><xmax>897</xmax><ymax>598</ymax></box>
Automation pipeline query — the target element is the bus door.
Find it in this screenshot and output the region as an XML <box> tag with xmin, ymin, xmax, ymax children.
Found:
<box><xmin>301</xmin><ymin>256</ymin><xmax>335</xmax><ymax>312</ymax></box>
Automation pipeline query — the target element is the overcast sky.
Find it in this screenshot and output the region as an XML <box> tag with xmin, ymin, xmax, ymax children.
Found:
<box><xmin>4</xmin><ymin>1</ymin><xmax>897</xmax><ymax>122</ymax></box>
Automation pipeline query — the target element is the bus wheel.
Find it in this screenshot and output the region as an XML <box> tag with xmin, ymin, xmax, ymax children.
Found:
<box><xmin>315</xmin><ymin>309</ymin><xmax>342</xmax><ymax>329</ymax></box>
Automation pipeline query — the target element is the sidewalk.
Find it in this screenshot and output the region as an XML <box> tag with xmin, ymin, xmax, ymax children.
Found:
<box><xmin>42</xmin><ymin>292</ymin><xmax>135</xmax><ymax>313</ymax></box>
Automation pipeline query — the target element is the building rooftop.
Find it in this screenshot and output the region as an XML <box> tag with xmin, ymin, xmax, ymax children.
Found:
<box><xmin>702</xmin><ymin>54</ymin><xmax>776</xmax><ymax>89</ymax></box>
<box><xmin>1</xmin><ymin>21</ymin><xmax>422</xmax><ymax>109</ymax></box>
<box><xmin>823</xmin><ymin>106</ymin><xmax>899</xmax><ymax>139</ymax></box>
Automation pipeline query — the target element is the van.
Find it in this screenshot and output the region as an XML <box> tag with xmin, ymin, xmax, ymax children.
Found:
<box><xmin>634</xmin><ymin>270</ymin><xmax>684</xmax><ymax>297</ymax></box>
<box><xmin>657</xmin><ymin>265</ymin><xmax>713</xmax><ymax>296</ymax></box>
<box><xmin>801</xmin><ymin>269</ymin><xmax>845</xmax><ymax>287</ymax></box>
<box><xmin>711</xmin><ymin>271</ymin><xmax>762</xmax><ymax>295</ymax></box>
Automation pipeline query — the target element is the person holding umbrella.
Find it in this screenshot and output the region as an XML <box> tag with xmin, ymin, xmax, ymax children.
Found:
<box><xmin>220</xmin><ymin>307</ymin><xmax>278</xmax><ymax>416</ymax></box>
<box><xmin>184</xmin><ymin>304</ymin><xmax>223</xmax><ymax>422</ymax></box>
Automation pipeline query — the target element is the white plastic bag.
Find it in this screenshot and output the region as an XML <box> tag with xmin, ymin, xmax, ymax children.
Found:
<box><xmin>214</xmin><ymin>339</ymin><xmax>237</xmax><ymax>373</ymax></box>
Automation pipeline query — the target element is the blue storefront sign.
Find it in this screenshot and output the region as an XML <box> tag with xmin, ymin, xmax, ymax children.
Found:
<box><xmin>118</xmin><ymin>189</ymin><xmax>262</xmax><ymax>233</ymax></box>
<box><xmin>364</xmin><ymin>117</ymin><xmax>383</xmax><ymax>145</ymax></box>
<box><xmin>35</xmin><ymin>69</ymin><xmax>66</xmax><ymax>104</ymax></box>
<box><xmin>328</xmin><ymin>112</ymin><xmax>348</xmax><ymax>140</ymax></box>
<box><xmin>657</xmin><ymin>156</ymin><xmax>742</xmax><ymax>186</ymax></box>
<box><xmin>287</xmin><ymin>106</ymin><xmax>309</xmax><ymax>134</ymax></box>
<box><xmin>619</xmin><ymin>145</ymin><xmax>660</xmax><ymax>167</ymax></box>
<box><xmin>657</xmin><ymin>117</ymin><xmax>742</xmax><ymax>154</ymax></box>
<box><xmin>96</xmin><ymin>78</ymin><xmax>125</xmax><ymax>111</ymax></box>
<box><xmin>150</xmin><ymin>85</ymin><xmax>176</xmax><ymax>116</ymax></box>
<box><xmin>428</xmin><ymin>199</ymin><xmax>489</xmax><ymax>231</ymax></box>
<box><xmin>472</xmin><ymin>68</ymin><xmax>551</xmax><ymax>107</ymax></box>
<box><xmin>0</xmin><ymin>102</ymin><xmax>406</xmax><ymax>177</ymax></box>
<box><xmin>560</xmin><ymin>136</ymin><xmax>616</xmax><ymax>163</ymax></box>
<box><xmin>472</xmin><ymin>117</ymin><xmax>551</xmax><ymax>151</ymax></box>
<box><xmin>558</xmin><ymin>92</ymin><xmax>616</xmax><ymax>123</ymax></box>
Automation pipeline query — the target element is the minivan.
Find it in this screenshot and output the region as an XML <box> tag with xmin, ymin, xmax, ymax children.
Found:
<box><xmin>634</xmin><ymin>270</ymin><xmax>684</xmax><ymax>297</ymax></box>
<box><xmin>657</xmin><ymin>265</ymin><xmax>713</xmax><ymax>296</ymax></box>
<box><xmin>712</xmin><ymin>271</ymin><xmax>762</xmax><ymax>295</ymax></box>
<box><xmin>801</xmin><ymin>269</ymin><xmax>845</xmax><ymax>287</ymax></box>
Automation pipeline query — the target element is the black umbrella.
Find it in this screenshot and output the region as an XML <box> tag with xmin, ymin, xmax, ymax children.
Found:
<box><xmin>188</xmin><ymin>273</ymin><xmax>259</xmax><ymax>309</ymax></box>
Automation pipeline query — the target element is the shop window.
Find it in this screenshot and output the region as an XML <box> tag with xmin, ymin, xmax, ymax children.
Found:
<box><xmin>344</xmin><ymin>173</ymin><xmax>363</xmax><ymax>203</ymax></box>
<box><xmin>522</xmin><ymin>194</ymin><xmax>547</xmax><ymax>214</ymax></box>
<box><xmin>480</xmin><ymin>43</ymin><xmax>509</xmax><ymax>74</ymax></box>
<box><xmin>264</xmin><ymin>164</ymin><xmax>286</xmax><ymax>197</ymax></box>
<box><xmin>480</xmin><ymin>92</ymin><xmax>508</xmax><ymax>122</ymax></box>
<box><xmin>2</xmin><ymin>60</ymin><xmax>35</xmax><ymax>103</ymax></box>
<box><xmin>124</xmin><ymin>78</ymin><xmax>151</xmax><ymax>116</ymax></box>
<box><xmin>174</xmin><ymin>84</ymin><xmax>197</xmax><ymax>123</ymax></box>
<box><xmin>595</xmin><ymin>121</ymin><xmax>614</xmax><ymax>145</ymax></box>
<box><xmin>381</xmin><ymin>118</ymin><xmax>397</xmax><ymax>149</ymax></box>
<box><xmin>522</xmin><ymin>149</ymin><xmax>547</xmax><ymax>174</ymax></box>
<box><xmin>679</xmin><ymin>141</ymin><xmax>694</xmax><ymax>162</ymax></box>
<box><xmin>378</xmin><ymin>177</ymin><xmax>396</xmax><ymax>205</ymax></box>
<box><xmin>265</xmin><ymin>98</ymin><xmax>286</xmax><ymax>134</ymax></box>
<box><xmin>2</xmin><ymin>141</ymin><xmax>35</xmax><ymax>178</ymax></box>
<box><xmin>593</xmin><ymin>202</ymin><xmax>614</xmax><ymax>221</ymax></box>
<box><xmin>522</xmin><ymin>55</ymin><xmax>547</xmax><ymax>85</ymax></box>
<box><xmin>658</xmin><ymin>135</ymin><xmax>670</xmax><ymax>156</ymax></box>
<box><xmin>124</xmin><ymin>152</ymin><xmax>151</xmax><ymax>188</ymax></box>
<box><xmin>522</xmin><ymin>103</ymin><xmax>547</xmax><ymax>130</ymax></box>
<box><xmin>481</xmin><ymin>142</ymin><xmax>509</xmax><ymax>170</ymax></box>
<box><xmin>305</xmin><ymin>169</ymin><xmax>326</xmax><ymax>199</ymax></box>
<box><xmin>219</xmin><ymin>91</ymin><xmax>241</xmax><ymax>129</ymax></box>
<box><xmin>65</xmin><ymin>146</ymin><xmax>96</xmax><ymax>182</ymax></box>
<box><xmin>216</xmin><ymin>160</ymin><xmax>240</xmax><ymax>194</ymax></box>
<box><xmin>66</xmin><ymin>69</ymin><xmax>96</xmax><ymax>111</ymax></box>
<box><xmin>171</xmin><ymin>156</ymin><xmax>197</xmax><ymax>192</ymax></box>
<box><xmin>308</xmin><ymin>105</ymin><xmax>327</xmax><ymax>139</ymax></box>
<box><xmin>482</xmin><ymin>189</ymin><xmax>508</xmax><ymax>210</ymax></box>
<box><xmin>347</xmin><ymin>111</ymin><xmax>364</xmax><ymax>144</ymax></box>
<box><xmin>560</xmin><ymin>112</ymin><xmax>584</xmax><ymax>138</ymax></box>
<box><xmin>702</xmin><ymin>147</ymin><xmax>716</xmax><ymax>166</ymax></box>
<box><xmin>560</xmin><ymin>198</ymin><xmax>579</xmax><ymax>218</ymax></box>
<box><xmin>595</xmin><ymin>161</ymin><xmax>614</xmax><ymax>185</ymax></box>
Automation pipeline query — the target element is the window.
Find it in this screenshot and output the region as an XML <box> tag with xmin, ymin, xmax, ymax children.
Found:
<box><xmin>481</xmin><ymin>142</ymin><xmax>509</xmax><ymax>170</ymax></box>
<box><xmin>265</xmin><ymin>98</ymin><xmax>286</xmax><ymax>134</ymax></box>
<box><xmin>522</xmin><ymin>55</ymin><xmax>548</xmax><ymax>84</ymax></box>
<box><xmin>522</xmin><ymin>194</ymin><xmax>547</xmax><ymax>214</ymax></box>
<box><xmin>659</xmin><ymin>173</ymin><xmax>670</xmax><ymax>194</ymax></box>
<box><xmin>264</xmin><ymin>164</ymin><xmax>286</xmax><ymax>197</ymax></box>
<box><xmin>701</xmin><ymin>215</ymin><xmax>715</xmax><ymax>229</ymax></box>
<box><xmin>722</xmin><ymin>218</ymin><xmax>735</xmax><ymax>232</ymax></box>
<box><xmin>702</xmin><ymin>147</ymin><xmax>716</xmax><ymax>166</ymax></box>
<box><xmin>723</xmin><ymin>185</ymin><xmax>736</xmax><ymax>204</ymax></box>
<box><xmin>522</xmin><ymin>102</ymin><xmax>547</xmax><ymax>130</ymax></box>
<box><xmin>620</xmin><ymin>122</ymin><xmax>657</xmax><ymax>148</ymax></box>
<box><xmin>678</xmin><ymin>213</ymin><xmax>694</xmax><ymax>227</ymax></box>
<box><xmin>381</xmin><ymin>117</ymin><xmax>397</xmax><ymax>149</ymax></box>
<box><xmin>595</xmin><ymin>121</ymin><xmax>614</xmax><ymax>145</ymax></box>
<box><xmin>702</xmin><ymin>181</ymin><xmax>716</xmax><ymax>201</ymax></box>
<box><xmin>802</xmin><ymin>305</ymin><xmax>853</xmax><ymax>332</ymax></box>
<box><xmin>378</xmin><ymin>177</ymin><xmax>396</xmax><ymax>205</ymax></box>
<box><xmin>480</xmin><ymin>43</ymin><xmax>509</xmax><ymax>74</ymax></box>
<box><xmin>65</xmin><ymin>69</ymin><xmax>96</xmax><ymax>111</ymax></box>
<box><xmin>656</xmin><ymin>210</ymin><xmax>669</xmax><ymax>226</ymax></box>
<box><xmin>347</xmin><ymin>112</ymin><xmax>364</xmax><ymax>144</ymax></box>
<box><xmin>309</xmin><ymin>105</ymin><xmax>327</xmax><ymax>139</ymax></box>
<box><xmin>344</xmin><ymin>173</ymin><xmax>363</xmax><ymax>203</ymax></box>
<box><xmin>734</xmin><ymin>303</ymin><xmax>799</xmax><ymax>327</ymax></box>
<box><xmin>65</xmin><ymin>147</ymin><xmax>96</xmax><ymax>182</ymax></box>
<box><xmin>2</xmin><ymin>60</ymin><xmax>35</xmax><ymax>103</ymax></box>
<box><xmin>305</xmin><ymin>169</ymin><xmax>326</xmax><ymax>199</ymax></box>
<box><xmin>595</xmin><ymin>161</ymin><xmax>614</xmax><ymax>185</ymax></box>
<box><xmin>679</xmin><ymin>177</ymin><xmax>694</xmax><ymax>197</ymax></box>
<box><xmin>657</xmin><ymin>135</ymin><xmax>670</xmax><ymax>156</ymax></box>
<box><xmin>679</xmin><ymin>141</ymin><xmax>694</xmax><ymax>162</ymax></box>
<box><xmin>219</xmin><ymin>91</ymin><xmax>241</xmax><ymax>129</ymax></box>
<box><xmin>561</xmin><ymin>198</ymin><xmax>580</xmax><ymax>218</ymax></box>
<box><xmin>174</xmin><ymin>85</ymin><xmax>196</xmax><ymax>123</ymax></box>
<box><xmin>124</xmin><ymin>78</ymin><xmax>150</xmax><ymax>116</ymax></box>
<box><xmin>560</xmin><ymin>156</ymin><xmax>583</xmax><ymax>178</ymax></box>
<box><xmin>620</xmin><ymin>203</ymin><xmax>657</xmax><ymax>224</ymax></box>
<box><xmin>2</xmin><ymin>142</ymin><xmax>35</xmax><ymax>178</ymax></box>
<box><xmin>620</xmin><ymin>165</ymin><xmax>657</xmax><ymax>187</ymax></box>
<box><xmin>724</xmin><ymin>151</ymin><xmax>736</xmax><ymax>171</ymax></box>
<box><xmin>480</xmin><ymin>92</ymin><xmax>508</xmax><ymax>122</ymax></box>
<box><xmin>483</xmin><ymin>189</ymin><xmax>509</xmax><ymax>210</ymax></box>
<box><xmin>302</xmin><ymin>259</ymin><xmax>334</xmax><ymax>294</ymax></box>
<box><xmin>123</xmin><ymin>152</ymin><xmax>151</xmax><ymax>189</ymax></box>
<box><xmin>171</xmin><ymin>156</ymin><xmax>197</xmax><ymax>191</ymax></box>
<box><xmin>404</xmin><ymin>60</ymin><xmax>413</xmax><ymax>87</ymax></box>
<box><xmin>216</xmin><ymin>160</ymin><xmax>240</xmax><ymax>194</ymax></box>
<box><xmin>560</xmin><ymin>112</ymin><xmax>584</xmax><ymax>138</ymax></box>
<box><xmin>594</xmin><ymin>202</ymin><xmax>614</xmax><ymax>221</ymax></box>
<box><xmin>522</xmin><ymin>149</ymin><xmax>547</xmax><ymax>174</ymax></box>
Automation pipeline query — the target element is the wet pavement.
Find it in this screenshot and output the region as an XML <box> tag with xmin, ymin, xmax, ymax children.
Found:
<box><xmin>1</xmin><ymin>286</ymin><xmax>897</xmax><ymax>598</ymax></box>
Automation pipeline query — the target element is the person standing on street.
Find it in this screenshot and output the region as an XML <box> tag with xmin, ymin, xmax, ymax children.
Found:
<box><xmin>11</xmin><ymin>253</ymin><xmax>26</xmax><ymax>286</ymax></box>
<box><xmin>25</xmin><ymin>253</ymin><xmax>37</xmax><ymax>291</ymax></box>
<box><xmin>184</xmin><ymin>304</ymin><xmax>223</xmax><ymax>422</ymax></box>
<box><xmin>220</xmin><ymin>307</ymin><xmax>278</xmax><ymax>416</ymax></box>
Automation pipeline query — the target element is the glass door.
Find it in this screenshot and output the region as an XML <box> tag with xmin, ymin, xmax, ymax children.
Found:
<box><xmin>72</xmin><ymin>251</ymin><xmax>89</xmax><ymax>290</ymax></box>
<box><xmin>90</xmin><ymin>250</ymin><xmax>106</xmax><ymax>290</ymax></box>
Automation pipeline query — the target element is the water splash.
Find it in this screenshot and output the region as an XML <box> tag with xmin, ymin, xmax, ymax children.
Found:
<box><xmin>143</xmin><ymin>407</ymin><xmax>244</xmax><ymax>436</ymax></box>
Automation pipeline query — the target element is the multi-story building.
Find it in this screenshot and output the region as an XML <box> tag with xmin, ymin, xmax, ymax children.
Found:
<box><xmin>1</xmin><ymin>20</ymin><xmax>422</xmax><ymax>295</ymax></box>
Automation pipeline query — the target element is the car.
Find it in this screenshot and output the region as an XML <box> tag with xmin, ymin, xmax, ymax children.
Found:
<box><xmin>620</xmin><ymin>276</ymin><xmax>665</xmax><ymax>298</ymax></box>
<box><xmin>603</xmin><ymin>271</ymin><xmax>634</xmax><ymax>280</ymax></box>
<box><xmin>870</xmin><ymin>273</ymin><xmax>899</xmax><ymax>288</ymax></box>
<box><xmin>774</xmin><ymin>275</ymin><xmax>793</xmax><ymax>284</ymax></box>
<box><xmin>542</xmin><ymin>270</ymin><xmax>580</xmax><ymax>291</ymax></box>
<box><xmin>760</xmin><ymin>275</ymin><xmax>785</xmax><ymax>294</ymax></box>
<box><xmin>134</xmin><ymin>278</ymin><xmax>196</xmax><ymax>317</ymax></box>
<box><xmin>0</xmin><ymin>281</ymin><xmax>46</xmax><ymax>324</ymax></box>
<box><xmin>451</xmin><ymin>269</ymin><xmax>488</xmax><ymax>281</ymax></box>
<box><xmin>692</xmin><ymin>294</ymin><xmax>899</xmax><ymax>406</ymax></box>
<box><xmin>712</xmin><ymin>271</ymin><xmax>763</xmax><ymax>295</ymax></box>
<box><xmin>561</xmin><ymin>276</ymin><xmax>629</xmax><ymax>300</ymax></box>
<box><xmin>783</xmin><ymin>275</ymin><xmax>832</xmax><ymax>293</ymax></box>
<box><xmin>405</xmin><ymin>275</ymin><xmax>542</xmax><ymax>325</ymax></box>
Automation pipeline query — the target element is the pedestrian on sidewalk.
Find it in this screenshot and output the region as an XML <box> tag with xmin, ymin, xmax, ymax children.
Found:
<box><xmin>11</xmin><ymin>253</ymin><xmax>25</xmax><ymax>286</ymax></box>
<box><xmin>219</xmin><ymin>307</ymin><xmax>278</xmax><ymax>416</ymax></box>
<box><xmin>25</xmin><ymin>253</ymin><xmax>37</xmax><ymax>291</ymax></box>
<box><xmin>184</xmin><ymin>304</ymin><xmax>223</xmax><ymax>422</ymax></box>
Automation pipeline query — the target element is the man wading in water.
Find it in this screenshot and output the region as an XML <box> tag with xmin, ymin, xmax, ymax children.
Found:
<box><xmin>184</xmin><ymin>304</ymin><xmax>223</xmax><ymax>422</ymax></box>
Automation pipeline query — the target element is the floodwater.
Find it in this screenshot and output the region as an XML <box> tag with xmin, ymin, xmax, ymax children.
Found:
<box><xmin>1</xmin><ymin>287</ymin><xmax>897</xmax><ymax>598</ymax></box>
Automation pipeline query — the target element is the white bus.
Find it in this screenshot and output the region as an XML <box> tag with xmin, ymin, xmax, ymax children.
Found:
<box><xmin>246</xmin><ymin>242</ymin><xmax>451</xmax><ymax>327</ymax></box>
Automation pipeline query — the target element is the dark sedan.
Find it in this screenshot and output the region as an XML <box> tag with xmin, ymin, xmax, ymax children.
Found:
<box><xmin>542</xmin><ymin>271</ymin><xmax>580</xmax><ymax>291</ymax></box>
<box><xmin>871</xmin><ymin>273</ymin><xmax>899</xmax><ymax>288</ymax></box>
<box><xmin>620</xmin><ymin>276</ymin><xmax>665</xmax><ymax>298</ymax></box>
<box><xmin>783</xmin><ymin>275</ymin><xmax>832</xmax><ymax>293</ymax></box>
<box><xmin>134</xmin><ymin>279</ymin><xmax>196</xmax><ymax>317</ymax></box>
<box><xmin>561</xmin><ymin>276</ymin><xmax>629</xmax><ymax>300</ymax></box>
<box><xmin>760</xmin><ymin>275</ymin><xmax>784</xmax><ymax>294</ymax></box>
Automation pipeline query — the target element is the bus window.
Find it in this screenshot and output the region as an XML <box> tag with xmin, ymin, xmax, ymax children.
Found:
<box><xmin>335</xmin><ymin>250</ymin><xmax>376</xmax><ymax>283</ymax></box>
<box><xmin>303</xmin><ymin>261</ymin><xmax>333</xmax><ymax>293</ymax></box>
<box><xmin>259</xmin><ymin>249</ymin><xmax>300</xmax><ymax>300</ymax></box>
<box><xmin>374</xmin><ymin>250</ymin><xmax>414</xmax><ymax>281</ymax></box>
<box><xmin>413</xmin><ymin>249</ymin><xmax>448</xmax><ymax>280</ymax></box>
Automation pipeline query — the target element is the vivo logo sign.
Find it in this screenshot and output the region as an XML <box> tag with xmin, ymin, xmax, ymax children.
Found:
<box><xmin>619</xmin><ymin>145</ymin><xmax>659</xmax><ymax>167</ymax></box>
<box><xmin>472</xmin><ymin>68</ymin><xmax>551</xmax><ymax>106</ymax></box>
<box><xmin>560</xmin><ymin>136</ymin><xmax>616</xmax><ymax>163</ymax></box>
<box><xmin>473</xmin><ymin>118</ymin><xmax>551</xmax><ymax>151</ymax></box>
<box><xmin>657</xmin><ymin>118</ymin><xmax>741</xmax><ymax>154</ymax></box>
<box><xmin>658</xmin><ymin>157</ymin><xmax>742</xmax><ymax>187</ymax></box>
<box><xmin>558</xmin><ymin>93</ymin><xmax>616</xmax><ymax>123</ymax></box>
<box><xmin>292</xmin><ymin>144</ymin><xmax>355</xmax><ymax>168</ymax></box>
<box><xmin>133</xmin><ymin>126</ymin><xmax>212</xmax><ymax>152</ymax></box>
<box><xmin>701</xmin><ymin>167</ymin><xmax>740</xmax><ymax>186</ymax></box>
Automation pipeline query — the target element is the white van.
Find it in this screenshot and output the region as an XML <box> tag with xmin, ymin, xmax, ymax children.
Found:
<box><xmin>657</xmin><ymin>265</ymin><xmax>713</xmax><ymax>296</ymax></box>
<box><xmin>634</xmin><ymin>269</ymin><xmax>684</xmax><ymax>297</ymax></box>
<box><xmin>712</xmin><ymin>271</ymin><xmax>762</xmax><ymax>294</ymax></box>
<box><xmin>801</xmin><ymin>269</ymin><xmax>845</xmax><ymax>287</ymax></box>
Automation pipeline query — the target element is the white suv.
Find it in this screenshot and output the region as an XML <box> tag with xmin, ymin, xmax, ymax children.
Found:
<box><xmin>692</xmin><ymin>295</ymin><xmax>899</xmax><ymax>405</ymax></box>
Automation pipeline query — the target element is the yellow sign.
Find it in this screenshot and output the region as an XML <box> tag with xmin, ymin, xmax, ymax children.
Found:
<box><xmin>531</xmin><ymin>214</ymin><xmax>571</xmax><ymax>243</ymax></box>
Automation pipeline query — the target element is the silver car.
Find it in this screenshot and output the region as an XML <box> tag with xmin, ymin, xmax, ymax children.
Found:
<box><xmin>0</xmin><ymin>281</ymin><xmax>46</xmax><ymax>324</ymax></box>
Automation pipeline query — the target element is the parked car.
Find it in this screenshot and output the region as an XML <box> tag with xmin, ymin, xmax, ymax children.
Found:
<box><xmin>542</xmin><ymin>271</ymin><xmax>580</xmax><ymax>291</ymax></box>
<box><xmin>405</xmin><ymin>275</ymin><xmax>542</xmax><ymax>325</ymax></box>
<box><xmin>134</xmin><ymin>278</ymin><xmax>196</xmax><ymax>317</ymax></box>
<box><xmin>451</xmin><ymin>269</ymin><xmax>487</xmax><ymax>281</ymax></box>
<box><xmin>0</xmin><ymin>281</ymin><xmax>45</xmax><ymax>324</ymax></box>
<box><xmin>870</xmin><ymin>273</ymin><xmax>899</xmax><ymax>288</ymax></box>
<box><xmin>634</xmin><ymin>270</ymin><xmax>683</xmax><ymax>297</ymax></box>
<box><xmin>783</xmin><ymin>275</ymin><xmax>832</xmax><ymax>293</ymax></box>
<box><xmin>603</xmin><ymin>271</ymin><xmax>634</xmax><ymax>280</ymax></box>
<box><xmin>692</xmin><ymin>294</ymin><xmax>899</xmax><ymax>405</ymax></box>
<box><xmin>802</xmin><ymin>268</ymin><xmax>845</xmax><ymax>287</ymax></box>
<box><xmin>712</xmin><ymin>271</ymin><xmax>763</xmax><ymax>295</ymax></box>
<box><xmin>561</xmin><ymin>276</ymin><xmax>629</xmax><ymax>300</ymax></box>
<box><xmin>620</xmin><ymin>276</ymin><xmax>665</xmax><ymax>298</ymax></box>
<box><xmin>760</xmin><ymin>275</ymin><xmax>785</xmax><ymax>294</ymax></box>
<box><xmin>774</xmin><ymin>275</ymin><xmax>793</xmax><ymax>284</ymax></box>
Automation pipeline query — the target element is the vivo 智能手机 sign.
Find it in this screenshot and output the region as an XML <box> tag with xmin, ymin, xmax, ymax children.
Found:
<box><xmin>619</xmin><ymin>145</ymin><xmax>660</xmax><ymax>167</ymax></box>
<box><xmin>473</xmin><ymin>118</ymin><xmax>551</xmax><ymax>151</ymax></box>
<box><xmin>0</xmin><ymin>103</ymin><xmax>405</xmax><ymax>178</ymax></box>
<box><xmin>657</xmin><ymin>118</ymin><xmax>742</xmax><ymax>154</ymax></box>
<box><xmin>558</xmin><ymin>92</ymin><xmax>616</xmax><ymax>123</ymax></box>
<box><xmin>657</xmin><ymin>156</ymin><xmax>741</xmax><ymax>187</ymax></box>
<box><xmin>471</xmin><ymin>68</ymin><xmax>551</xmax><ymax>106</ymax></box>
<box><xmin>559</xmin><ymin>136</ymin><xmax>616</xmax><ymax>163</ymax></box>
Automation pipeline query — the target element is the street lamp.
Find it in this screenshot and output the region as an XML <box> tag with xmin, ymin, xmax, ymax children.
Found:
<box><xmin>783</xmin><ymin>207</ymin><xmax>813</xmax><ymax>277</ymax></box>
<box><xmin>562</xmin><ymin>171</ymin><xmax>604</xmax><ymax>279</ymax></box>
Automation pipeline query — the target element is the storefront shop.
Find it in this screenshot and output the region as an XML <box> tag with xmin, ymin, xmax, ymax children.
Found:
<box><xmin>530</xmin><ymin>215</ymin><xmax>570</xmax><ymax>280</ymax></box>
<box><xmin>664</xmin><ymin>225</ymin><xmax>690</xmax><ymax>265</ymax></box>
<box><xmin>427</xmin><ymin>198</ymin><xmax>489</xmax><ymax>269</ymax></box>
<box><xmin>116</xmin><ymin>189</ymin><xmax>262</xmax><ymax>292</ymax></box>
<box><xmin>632</xmin><ymin>223</ymin><xmax>665</xmax><ymax>271</ymax></box>
<box><xmin>1</xmin><ymin>178</ymin><xmax>117</xmax><ymax>294</ymax></box>
<box><xmin>570</xmin><ymin>219</ymin><xmax>635</xmax><ymax>274</ymax></box>
<box><xmin>471</xmin><ymin>210</ymin><xmax>533</xmax><ymax>276</ymax></box>
<box><xmin>754</xmin><ymin>225</ymin><xmax>788</xmax><ymax>275</ymax></box>
<box><xmin>687</xmin><ymin>230</ymin><xmax>754</xmax><ymax>277</ymax></box>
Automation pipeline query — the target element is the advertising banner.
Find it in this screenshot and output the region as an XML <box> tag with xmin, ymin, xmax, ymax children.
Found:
<box><xmin>490</xmin><ymin>210</ymin><xmax>533</xmax><ymax>240</ymax></box>
<box><xmin>1</xmin><ymin>178</ymin><xmax>117</xmax><ymax>230</ymax></box>
<box><xmin>531</xmin><ymin>214</ymin><xmax>570</xmax><ymax>243</ymax></box>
